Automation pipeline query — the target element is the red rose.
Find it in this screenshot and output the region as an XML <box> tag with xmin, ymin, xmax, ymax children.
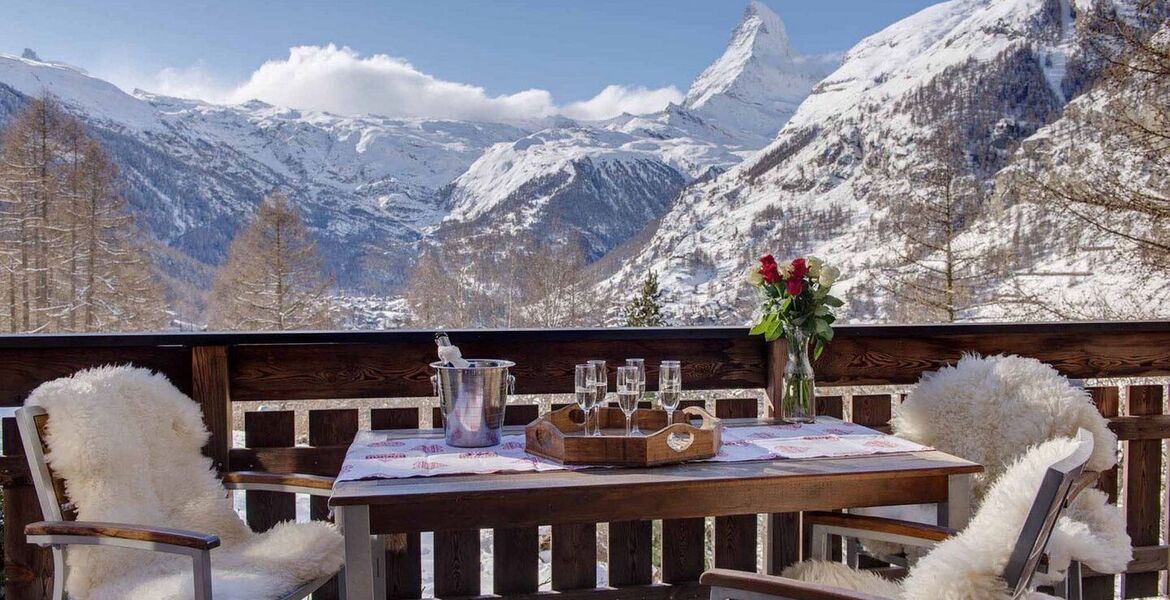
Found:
<box><xmin>759</xmin><ymin>255</ymin><xmax>781</xmax><ymax>283</ymax></box>
<box><xmin>790</xmin><ymin>258</ymin><xmax>809</xmax><ymax>279</ymax></box>
<box><xmin>786</xmin><ymin>258</ymin><xmax>809</xmax><ymax>295</ymax></box>
<box><xmin>761</xmin><ymin>263</ymin><xmax>781</xmax><ymax>283</ymax></box>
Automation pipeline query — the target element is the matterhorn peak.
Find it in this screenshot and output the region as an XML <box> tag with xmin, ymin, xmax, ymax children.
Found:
<box><xmin>21</xmin><ymin>48</ymin><xmax>41</xmax><ymax>62</ymax></box>
<box><xmin>742</xmin><ymin>0</ymin><xmax>791</xmax><ymax>50</ymax></box>
<box><xmin>684</xmin><ymin>2</ymin><xmax>800</xmax><ymax>111</ymax></box>
<box><xmin>680</xmin><ymin>1</ymin><xmax>834</xmax><ymax>147</ymax></box>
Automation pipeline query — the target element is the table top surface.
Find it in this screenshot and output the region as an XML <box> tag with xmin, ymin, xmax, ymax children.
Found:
<box><xmin>329</xmin><ymin>419</ymin><xmax>981</xmax><ymax>507</ymax></box>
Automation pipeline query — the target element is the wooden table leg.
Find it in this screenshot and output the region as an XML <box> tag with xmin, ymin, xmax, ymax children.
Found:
<box><xmin>939</xmin><ymin>473</ymin><xmax>973</xmax><ymax>529</ymax></box>
<box><xmin>371</xmin><ymin>535</ymin><xmax>387</xmax><ymax>599</ymax></box>
<box><xmin>338</xmin><ymin>505</ymin><xmax>375</xmax><ymax>600</ymax></box>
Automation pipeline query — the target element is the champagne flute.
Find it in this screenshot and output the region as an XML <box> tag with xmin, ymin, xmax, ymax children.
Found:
<box><xmin>616</xmin><ymin>366</ymin><xmax>640</xmax><ymax>436</ymax></box>
<box><xmin>625</xmin><ymin>358</ymin><xmax>646</xmax><ymax>435</ymax></box>
<box><xmin>587</xmin><ymin>359</ymin><xmax>607</xmax><ymax>436</ymax></box>
<box><xmin>659</xmin><ymin>360</ymin><xmax>682</xmax><ymax>424</ymax></box>
<box><xmin>574</xmin><ymin>364</ymin><xmax>596</xmax><ymax>434</ymax></box>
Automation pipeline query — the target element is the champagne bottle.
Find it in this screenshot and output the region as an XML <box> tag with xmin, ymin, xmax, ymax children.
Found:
<box><xmin>435</xmin><ymin>332</ymin><xmax>470</xmax><ymax>368</ymax></box>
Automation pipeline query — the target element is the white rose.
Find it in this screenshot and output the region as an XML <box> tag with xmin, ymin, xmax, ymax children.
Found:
<box><xmin>746</xmin><ymin>266</ymin><xmax>764</xmax><ymax>286</ymax></box>
<box><xmin>819</xmin><ymin>265</ymin><xmax>841</xmax><ymax>286</ymax></box>
<box><xmin>778</xmin><ymin>261</ymin><xmax>794</xmax><ymax>279</ymax></box>
<box><xmin>807</xmin><ymin>256</ymin><xmax>823</xmax><ymax>277</ymax></box>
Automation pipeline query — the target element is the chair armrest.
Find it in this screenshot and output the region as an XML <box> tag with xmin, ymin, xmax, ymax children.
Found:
<box><xmin>26</xmin><ymin>521</ymin><xmax>220</xmax><ymax>552</ymax></box>
<box><xmin>805</xmin><ymin>511</ymin><xmax>956</xmax><ymax>547</ymax></box>
<box><xmin>701</xmin><ymin>569</ymin><xmax>893</xmax><ymax>600</ymax></box>
<box><xmin>222</xmin><ymin>471</ymin><xmax>335</xmax><ymax>496</ymax></box>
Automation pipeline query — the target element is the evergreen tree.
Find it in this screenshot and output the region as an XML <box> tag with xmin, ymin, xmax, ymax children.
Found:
<box><xmin>623</xmin><ymin>270</ymin><xmax>667</xmax><ymax>327</ymax></box>
<box><xmin>207</xmin><ymin>191</ymin><xmax>337</xmax><ymax>330</ymax></box>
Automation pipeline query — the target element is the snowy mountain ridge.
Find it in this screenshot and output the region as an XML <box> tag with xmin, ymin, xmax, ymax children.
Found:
<box><xmin>592</xmin><ymin>0</ymin><xmax>1141</xmax><ymax>324</ymax></box>
<box><xmin>682</xmin><ymin>0</ymin><xmax>839</xmax><ymax>148</ymax></box>
<box><xmin>0</xmin><ymin>1</ymin><xmax>826</xmax><ymax>316</ymax></box>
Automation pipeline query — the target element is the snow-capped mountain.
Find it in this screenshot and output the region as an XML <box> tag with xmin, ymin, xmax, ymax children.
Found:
<box><xmin>434</xmin><ymin>1</ymin><xmax>834</xmax><ymax>269</ymax></box>
<box><xmin>0</xmin><ymin>1</ymin><xmax>829</xmax><ymax>311</ymax></box>
<box><xmin>439</xmin><ymin>127</ymin><xmax>689</xmax><ymax>260</ymax></box>
<box><xmin>593</xmin><ymin>0</ymin><xmax>1149</xmax><ymax>324</ymax></box>
<box><xmin>0</xmin><ymin>51</ymin><xmax>527</xmax><ymax>292</ymax></box>
<box><xmin>683</xmin><ymin>0</ymin><xmax>839</xmax><ymax>148</ymax></box>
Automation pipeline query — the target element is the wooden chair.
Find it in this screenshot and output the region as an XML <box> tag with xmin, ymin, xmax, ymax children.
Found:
<box><xmin>842</xmin><ymin>377</ymin><xmax>1104</xmax><ymax>599</ymax></box>
<box><xmin>702</xmin><ymin>430</ymin><xmax>1095</xmax><ymax>600</ymax></box>
<box><xmin>17</xmin><ymin>405</ymin><xmax>338</xmax><ymax>600</ymax></box>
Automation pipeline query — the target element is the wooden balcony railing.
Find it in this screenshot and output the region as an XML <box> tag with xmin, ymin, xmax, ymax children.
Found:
<box><xmin>0</xmin><ymin>322</ymin><xmax>1167</xmax><ymax>600</ymax></box>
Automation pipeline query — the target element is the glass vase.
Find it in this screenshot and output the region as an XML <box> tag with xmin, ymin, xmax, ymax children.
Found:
<box><xmin>781</xmin><ymin>327</ymin><xmax>816</xmax><ymax>423</ymax></box>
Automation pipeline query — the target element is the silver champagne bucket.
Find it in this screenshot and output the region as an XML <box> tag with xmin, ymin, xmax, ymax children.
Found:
<box><xmin>430</xmin><ymin>359</ymin><xmax>516</xmax><ymax>447</ymax></box>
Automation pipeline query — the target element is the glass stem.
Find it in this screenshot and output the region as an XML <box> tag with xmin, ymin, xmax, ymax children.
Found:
<box><xmin>625</xmin><ymin>414</ymin><xmax>632</xmax><ymax>436</ymax></box>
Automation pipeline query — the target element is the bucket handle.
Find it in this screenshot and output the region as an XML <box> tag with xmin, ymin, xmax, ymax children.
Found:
<box><xmin>430</xmin><ymin>374</ymin><xmax>439</xmax><ymax>398</ymax></box>
<box><xmin>506</xmin><ymin>374</ymin><xmax>516</xmax><ymax>400</ymax></box>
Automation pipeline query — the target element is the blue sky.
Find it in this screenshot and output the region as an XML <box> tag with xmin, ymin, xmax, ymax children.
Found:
<box><xmin>1</xmin><ymin>0</ymin><xmax>941</xmax><ymax>120</ymax></box>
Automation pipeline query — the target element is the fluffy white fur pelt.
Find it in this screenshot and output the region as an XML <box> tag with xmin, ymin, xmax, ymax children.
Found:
<box><xmin>870</xmin><ymin>353</ymin><xmax>1129</xmax><ymax>575</ymax></box>
<box><xmin>26</xmin><ymin>365</ymin><xmax>343</xmax><ymax>600</ymax></box>
<box><xmin>785</xmin><ymin>438</ymin><xmax>1105</xmax><ymax>599</ymax></box>
<box><xmin>891</xmin><ymin>353</ymin><xmax>1117</xmax><ymax>494</ymax></box>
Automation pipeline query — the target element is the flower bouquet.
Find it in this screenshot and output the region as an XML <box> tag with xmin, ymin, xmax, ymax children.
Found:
<box><xmin>747</xmin><ymin>256</ymin><xmax>842</xmax><ymax>422</ymax></box>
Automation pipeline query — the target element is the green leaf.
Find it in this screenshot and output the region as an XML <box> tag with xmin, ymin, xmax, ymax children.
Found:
<box><xmin>814</xmin><ymin>340</ymin><xmax>825</xmax><ymax>360</ymax></box>
<box><xmin>823</xmin><ymin>295</ymin><xmax>844</xmax><ymax>308</ymax></box>
<box><xmin>749</xmin><ymin>312</ymin><xmax>777</xmax><ymax>336</ymax></box>
<box><xmin>815</xmin><ymin>318</ymin><xmax>834</xmax><ymax>341</ymax></box>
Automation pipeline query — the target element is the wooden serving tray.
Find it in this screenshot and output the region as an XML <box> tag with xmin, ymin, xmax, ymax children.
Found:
<box><xmin>525</xmin><ymin>405</ymin><xmax>722</xmax><ymax>466</ymax></box>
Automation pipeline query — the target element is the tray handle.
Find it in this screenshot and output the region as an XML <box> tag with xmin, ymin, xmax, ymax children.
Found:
<box><xmin>681</xmin><ymin>406</ymin><xmax>720</xmax><ymax>430</ymax></box>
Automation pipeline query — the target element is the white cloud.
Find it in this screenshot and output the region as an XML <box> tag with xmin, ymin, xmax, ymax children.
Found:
<box><xmin>227</xmin><ymin>44</ymin><xmax>556</xmax><ymax>122</ymax></box>
<box><xmin>561</xmin><ymin>84</ymin><xmax>684</xmax><ymax>120</ymax></box>
<box><xmin>151</xmin><ymin>63</ymin><xmax>234</xmax><ymax>102</ymax></box>
<box><xmin>113</xmin><ymin>44</ymin><xmax>680</xmax><ymax>123</ymax></box>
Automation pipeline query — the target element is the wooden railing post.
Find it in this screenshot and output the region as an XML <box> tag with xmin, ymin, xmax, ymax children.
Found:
<box><xmin>1121</xmin><ymin>385</ymin><xmax>1165</xmax><ymax>599</ymax></box>
<box><xmin>764</xmin><ymin>339</ymin><xmax>785</xmax><ymax>419</ymax></box>
<box><xmin>764</xmin><ymin>339</ymin><xmax>810</xmax><ymax>574</ymax></box>
<box><xmin>1083</xmin><ymin>387</ymin><xmax>1120</xmax><ymax>600</ymax></box>
<box><xmin>191</xmin><ymin>346</ymin><xmax>231</xmax><ymax>473</ymax></box>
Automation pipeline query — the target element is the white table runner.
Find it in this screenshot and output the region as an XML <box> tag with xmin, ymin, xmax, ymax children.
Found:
<box><xmin>336</xmin><ymin>417</ymin><xmax>932</xmax><ymax>482</ymax></box>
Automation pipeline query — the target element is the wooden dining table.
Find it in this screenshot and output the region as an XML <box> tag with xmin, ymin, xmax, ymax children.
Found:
<box><xmin>328</xmin><ymin>421</ymin><xmax>982</xmax><ymax>600</ymax></box>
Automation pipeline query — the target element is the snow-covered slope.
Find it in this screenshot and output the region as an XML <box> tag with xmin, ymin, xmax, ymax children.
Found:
<box><xmin>440</xmin><ymin>127</ymin><xmax>688</xmax><ymax>259</ymax></box>
<box><xmin>594</xmin><ymin>0</ymin><xmax>1131</xmax><ymax>324</ymax></box>
<box><xmin>0</xmin><ymin>50</ymin><xmax>163</xmax><ymax>131</ymax></box>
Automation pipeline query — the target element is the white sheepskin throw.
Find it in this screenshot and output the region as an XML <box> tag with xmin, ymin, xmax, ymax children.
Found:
<box><xmin>892</xmin><ymin>354</ymin><xmax>1116</xmax><ymax>495</ymax></box>
<box><xmin>782</xmin><ymin>560</ymin><xmax>903</xmax><ymax>598</ymax></box>
<box><xmin>787</xmin><ymin>437</ymin><xmax>1116</xmax><ymax>599</ymax></box>
<box><xmin>872</xmin><ymin>354</ymin><xmax>1129</xmax><ymax>574</ymax></box>
<box><xmin>901</xmin><ymin>437</ymin><xmax>1098</xmax><ymax>600</ymax></box>
<box><xmin>26</xmin><ymin>366</ymin><xmax>343</xmax><ymax>600</ymax></box>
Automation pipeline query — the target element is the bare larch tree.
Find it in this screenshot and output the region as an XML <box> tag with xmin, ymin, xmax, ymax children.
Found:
<box><xmin>0</xmin><ymin>95</ymin><xmax>167</xmax><ymax>332</ymax></box>
<box><xmin>208</xmin><ymin>190</ymin><xmax>338</xmax><ymax>330</ymax></box>
<box><xmin>1015</xmin><ymin>1</ymin><xmax>1170</xmax><ymax>272</ymax></box>
<box><xmin>869</xmin><ymin>124</ymin><xmax>991</xmax><ymax>322</ymax></box>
